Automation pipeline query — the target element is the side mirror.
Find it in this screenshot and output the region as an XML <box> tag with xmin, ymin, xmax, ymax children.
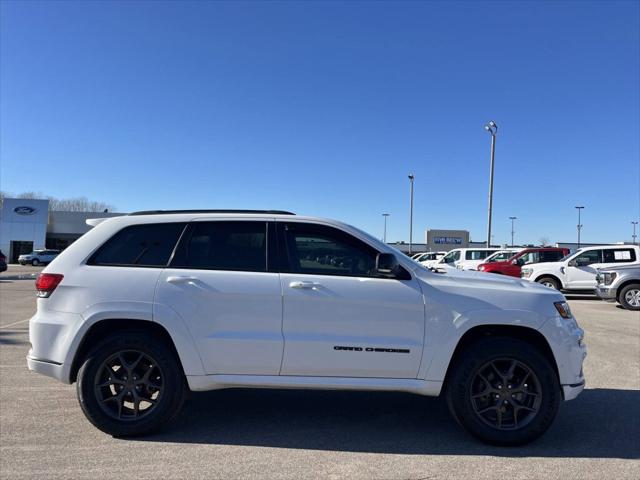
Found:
<box><xmin>376</xmin><ymin>253</ymin><xmax>410</xmax><ymax>280</ymax></box>
<box><xmin>568</xmin><ymin>260</ymin><xmax>577</xmax><ymax>267</ymax></box>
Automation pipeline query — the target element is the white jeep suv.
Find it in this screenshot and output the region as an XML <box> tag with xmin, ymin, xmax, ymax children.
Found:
<box><xmin>28</xmin><ymin>210</ymin><xmax>586</xmax><ymax>445</ymax></box>
<box><xmin>521</xmin><ymin>245</ymin><xmax>640</xmax><ymax>291</ymax></box>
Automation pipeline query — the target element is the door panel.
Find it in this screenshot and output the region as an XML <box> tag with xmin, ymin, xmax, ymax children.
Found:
<box><xmin>154</xmin><ymin>220</ymin><xmax>284</xmax><ymax>375</ymax></box>
<box><xmin>155</xmin><ymin>269</ymin><xmax>283</xmax><ymax>375</ymax></box>
<box><xmin>565</xmin><ymin>250</ymin><xmax>602</xmax><ymax>289</ymax></box>
<box><xmin>280</xmin><ymin>273</ymin><xmax>425</xmax><ymax>378</ymax></box>
<box><xmin>277</xmin><ymin>221</ymin><xmax>425</xmax><ymax>379</ymax></box>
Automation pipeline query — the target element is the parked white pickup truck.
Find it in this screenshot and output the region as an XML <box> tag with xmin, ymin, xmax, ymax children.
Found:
<box><xmin>521</xmin><ymin>245</ymin><xmax>639</xmax><ymax>291</ymax></box>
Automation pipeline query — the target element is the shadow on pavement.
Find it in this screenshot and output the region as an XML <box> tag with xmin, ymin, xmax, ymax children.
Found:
<box><xmin>140</xmin><ymin>387</ymin><xmax>639</xmax><ymax>459</ymax></box>
<box><xmin>0</xmin><ymin>330</ymin><xmax>30</xmax><ymax>345</ymax></box>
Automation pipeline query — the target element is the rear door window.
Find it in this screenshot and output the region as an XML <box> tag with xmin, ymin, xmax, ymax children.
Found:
<box><xmin>89</xmin><ymin>223</ymin><xmax>186</xmax><ymax>267</ymax></box>
<box><xmin>602</xmin><ymin>248</ymin><xmax>637</xmax><ymax>263</ymax></box>
<box><xmin>540</xmin><ymin>251</ymin><xmax>565</xmax><ymax>262</ymax></box>
<box><xmin>466</xmin><ymin>250</ymin><xmax>495</xmax><ymax>260</ymax></box>
<box><xmin>170</xmin><ymin>221</ymin><xmax>267</xmax><ymax>272</ymax></box>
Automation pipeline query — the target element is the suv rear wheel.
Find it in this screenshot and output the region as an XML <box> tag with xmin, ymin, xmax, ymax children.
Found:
<box><xmin>31</xmin><ymin>259</ymin><xmax>39</xmax><ymax>266</ymax></box>
<box><xmin>619</xmin><ymin>283</ymin><xmax>640</xmax><ymax>311</ymax></box>
<box><xmin>76</xmin><ymin>331</ymin><xmax>185</xmax><ymax>437</ymax></box>
<box><xmin>446</xmin><ymin>337</ymin><xmax>560</xmax><ymax>446</ymax></box>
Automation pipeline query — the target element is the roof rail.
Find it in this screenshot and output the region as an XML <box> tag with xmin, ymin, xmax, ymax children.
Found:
<box><xmin>128</xmin><ymin>209</ymin><xmax>295</xmax><ymax>216</ymax></box>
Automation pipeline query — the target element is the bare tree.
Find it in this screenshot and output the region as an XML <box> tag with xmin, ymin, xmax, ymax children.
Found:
<box><xmin>0</xmin><ymin>191</ymin><xmax>115</xmax><ymax>212</ymax></box>
<box><xmin>538</xmin><ymin>236</ymin><xmax>551</xmax><ymax>247</ymax></box>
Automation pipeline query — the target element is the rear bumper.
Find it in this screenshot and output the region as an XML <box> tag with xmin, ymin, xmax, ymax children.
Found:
<box><xmin>26</xmin><ymin>354</ymin><xmax>65</xmax><ymax>382</ymax></box>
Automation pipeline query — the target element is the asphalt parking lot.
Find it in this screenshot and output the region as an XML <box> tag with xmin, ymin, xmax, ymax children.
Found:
<box><xmin>1</xmin><ymin>266</ymin><xmax>638</xmax><ymax>479</ymax></box>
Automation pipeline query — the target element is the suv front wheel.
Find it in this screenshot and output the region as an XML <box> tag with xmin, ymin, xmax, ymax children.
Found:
<box><xmin>446</xmin><ymin>337</ymin><xmax>560</xmax><ymax>446</ymax></box>
<box><xmin>76</xmin><ymin>331</ymin><xmax>186</xmax><ymax>437</ymax></box>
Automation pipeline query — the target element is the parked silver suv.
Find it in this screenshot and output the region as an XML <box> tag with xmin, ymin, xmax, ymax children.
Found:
<box><xmin>18</xmin><ymin>249</ymin><xmax>60</xmax><ymax>266</ymax></box>
<box><xmin>596</xmin><ymin>264</ymin><xmax>640</xmax><ymax>311</ymax></box>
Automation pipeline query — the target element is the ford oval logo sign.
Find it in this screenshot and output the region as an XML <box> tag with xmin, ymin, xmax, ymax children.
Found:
<box><xmin>14</xmin><ymin>206</ymin><xmax>37</xmax><ymax>215</ymax></box>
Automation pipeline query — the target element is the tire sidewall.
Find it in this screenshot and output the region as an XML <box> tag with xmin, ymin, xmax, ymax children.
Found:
<box><xmin>446</xmin><ymin>337</ymin><xmax>561</xmax><ymax>446</ymax></box>
<box><xmin>619</xmin><ymin>284</ymin><xmax>640</xmax><ymax>311</ymax></box>
<box><xmin>76</xmin><ymin>332</ymin><xmax>185</xmax><ymax>437</ymax></box>
<box><xmin>537</xmin><ymin>277</ymin><xmax>559</xmax><ymax>290</ymax></box>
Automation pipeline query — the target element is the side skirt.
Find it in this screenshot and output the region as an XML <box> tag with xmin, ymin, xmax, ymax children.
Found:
<box><xmin>186</xmin><ymin>374</ymin><xmax>443</xmax><ymax>397</ymax></box>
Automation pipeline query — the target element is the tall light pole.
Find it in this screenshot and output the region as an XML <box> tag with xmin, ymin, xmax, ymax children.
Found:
<box><xmin>632</xmin><ymin>221</ymin><xmax>638</xmax><ymax>245</ymax></box>
<box><xmin>408</xmin><ymin>174</ymin><xmax>414</xmax><ymax>254</ymax></box>
<box><xmin>509</xmin><ymin>216</ymin><xmax>517</xmax><ymax>247</ymax></box>
<box><xmin>382</xmin><ymin>213</ymin><xmax>390</xmax><ymax>243</ymax></box>
<box><xmin>484</xmin><ymin>121</ymin><xmax>498</xmax><ymax>247</ymax></box>
<box><xmin>575</xmin><ymin>206</ymin><xmax>584</xmax><ymax>248</ymax></box>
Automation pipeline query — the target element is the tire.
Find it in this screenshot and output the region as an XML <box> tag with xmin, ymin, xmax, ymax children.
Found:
<box><xmin>446</xmin><ymin>337</ymin><xmax>561</xmax><ymax>446</ymax></box>
<box><xmin>76</xmin><ymin>331</ymin><xmax>186</xmax><ymax>437</ymax></box>
<box><xmin>619</xmin><ymin>283</ymin><xmax>640</xmax><ymax>311</ymax></box>
<box><xmin>31</xmin><ymin>259</ymin><xmax>39</xmax><ymax>266</ymax></box>
<box><xmin>536</xmin><ymin>276</ymin><xmax>560</xmax><ymax>290</ymax></box>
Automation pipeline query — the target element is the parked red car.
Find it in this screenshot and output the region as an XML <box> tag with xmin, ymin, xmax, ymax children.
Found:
<box><xmin>477</xmin><ymin>247</ymin><xmax>570</xmax><ymax>277</ymax></box>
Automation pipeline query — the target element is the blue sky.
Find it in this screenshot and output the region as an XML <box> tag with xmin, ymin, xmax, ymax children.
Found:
<box><xmin>1</xmin><ymin>0</ymin><xmax>638</xmax><ymax>245</ymax></box>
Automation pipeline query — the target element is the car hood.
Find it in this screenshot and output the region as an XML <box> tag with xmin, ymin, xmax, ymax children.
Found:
<box><xmin>412</xmin><ymin>265</ymin><xmax>564</xmax><ymax>313</ymax></box>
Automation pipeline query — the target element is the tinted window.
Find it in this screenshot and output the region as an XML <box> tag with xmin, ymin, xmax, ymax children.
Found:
<box><xmin>465</xmin><ymin>250</ymin><xmax>496</xmax><ymax>260</ymax></box>
<box><xmin>171</xmin><ymin>221</ymin><xmax>267</xmax><ymax>272</ymax></box>
<box><xmin>603</xmin><ymin>248</ymin><xmax>636</xmax><ymax>263</ymax></box>
<box><xmin>89</xmin><ymin>223</ymin><xmax>186</xmax><ymax>267</ymax></box>
<box><xmin>540</xmin><ymin>251</ymin><xmax>564</xmax><ymax>262</ymax></box>
<box><xmin>573</xmin><ymin>249</ymin><xmax>602</xmax><ymax>266</ymax></box>
<box><xmin>281</xmin><ymin>223</ymin><xmax>377</xmax><ymax>277</ymax></box>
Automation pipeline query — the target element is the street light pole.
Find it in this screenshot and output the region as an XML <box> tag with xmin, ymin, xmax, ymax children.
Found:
<box><xmin>382</xmin><ymin>213</ymin><xmax>390</xmax><ymax>243</ymax></box>
<box><xmin>575</xmin><ymin>206</ymin><xmax>584</xmax><ymax>248</ymax></box>
<box><xmin>484</xmin><ymin>121</ymin><xmax>498</xmax><ymax>248</ymax></box>
<box><xmin>632</xmin><ymin>221</ymin><xmax>638</xmax><ymax>245</ymax></box>
<box><xmin>509</xmin><ymin>216</ymin><xmax>517</xmax><ymax>247</ymax></box>
<box><xmin>408</xmin><ymin>174</ymin><xmax>414</xmax><ymax>255</ymax></box>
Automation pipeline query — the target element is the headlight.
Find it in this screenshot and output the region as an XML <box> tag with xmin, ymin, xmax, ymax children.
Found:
<box><xmin>478</xmin><ymin>265</ymin><xmax>485</xmax><ymax>271</ymax></box>
<box><xmin>554</xmin><ymin>301</ymin><xmax>573</xmax><ymax>319</ymax></box>
<box><xmin>521</xmin><ymin>268</ymin><xmax>533</xmax><ymax>278</ymax></box>
<box><xmin>603</xmin><ymin>272</ymin><xmax>617</xmax><ymax>286</ymax></box>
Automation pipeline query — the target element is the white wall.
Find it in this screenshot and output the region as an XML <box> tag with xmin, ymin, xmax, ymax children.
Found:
<box><xmin>0</xmin><ymin>198</ymin><xmax>49</xmax><ymax>256</ymax></box>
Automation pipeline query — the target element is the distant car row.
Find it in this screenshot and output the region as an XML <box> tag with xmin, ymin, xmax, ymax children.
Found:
<box><xmin>412</xmin><ymin>244</ymin><xmax>640</xmax><ymax>311</ymax></box>
<box><xmin>18</xmin><ymin>249</ymin><xmax>61</xmax><ymax>266</ymax></box>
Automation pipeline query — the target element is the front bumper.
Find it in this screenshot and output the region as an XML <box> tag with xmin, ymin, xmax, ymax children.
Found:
<box><xmin>539</xmin><ymin>313</ymin><xmax>587</xmax><ymax>402</ymax></box>
<box><xmin>562</xmin><ymin>380</ymin><xmax>586</xmax><ymax>401</ymax></box>
<box><xmin>596</xmin><ymin>286</ymin><xmax>617</xmax><ymax>301</ymax></box>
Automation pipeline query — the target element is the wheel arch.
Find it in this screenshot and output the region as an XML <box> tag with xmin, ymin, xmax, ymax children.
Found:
<box><xmin>441</xmin><ymin>324</ymin><xmax>559</xmax><ymax>392</ymax></box>
<box><xmin>533</xmin><ymin>273</ymin><xmax>563</xmax><ymax>289</ymax></box>
<box><xmin>70</xmin><ymin>319</ymin><xmax>184</xmax><ymax>383</ymax></box>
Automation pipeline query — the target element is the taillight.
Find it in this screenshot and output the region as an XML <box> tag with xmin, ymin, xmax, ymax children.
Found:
<box><xmin>35</xmin><ymin>273</ymin><xmax>64</xmax><ymax>298</ymax></box>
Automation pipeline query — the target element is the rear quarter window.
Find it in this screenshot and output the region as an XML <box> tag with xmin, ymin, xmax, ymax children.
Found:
<box><xmin>88</xmin><ymin>223</ymin><xmax>186</xmax><ymax>267</ymax></box>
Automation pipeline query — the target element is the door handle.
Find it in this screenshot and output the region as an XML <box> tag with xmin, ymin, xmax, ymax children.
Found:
<box><xmin>289</xmin><ymin>281</ymin><xmax>320</xmax><ymax>289</ymax></box>
<box><xmin>166</xmin><ymin>276</ymin><xmax>199</xmax><ymax>284</ymax></box>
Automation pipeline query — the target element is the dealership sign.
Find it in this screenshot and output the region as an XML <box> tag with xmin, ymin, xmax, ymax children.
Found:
<box><xmin>13</xmin><ymin>206</ymin><xmax>38</xmax><ymax>215</ymax></box>
<box><xmin>434</xmin><ymin>236</ymin><xmax>462</xmax><ymax>245</ymax></box>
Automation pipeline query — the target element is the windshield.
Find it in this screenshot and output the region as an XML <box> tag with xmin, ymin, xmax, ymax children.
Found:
<box><xmin>560</xmin><ymin>249</ymin><xmax>580</xmax><ymax>262</ymax></box>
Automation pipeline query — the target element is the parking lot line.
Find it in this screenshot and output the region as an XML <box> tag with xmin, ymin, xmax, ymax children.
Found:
<box><xmin>0</xmin><ymin>318</ymin><xmax>30</xmax><ymax>329</ymax></box>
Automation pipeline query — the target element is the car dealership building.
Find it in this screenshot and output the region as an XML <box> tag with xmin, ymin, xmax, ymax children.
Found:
<box><xmin>0</xmin><ymin>198</ymin><xmax>121</xmax><ymax>263</ymax></box>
